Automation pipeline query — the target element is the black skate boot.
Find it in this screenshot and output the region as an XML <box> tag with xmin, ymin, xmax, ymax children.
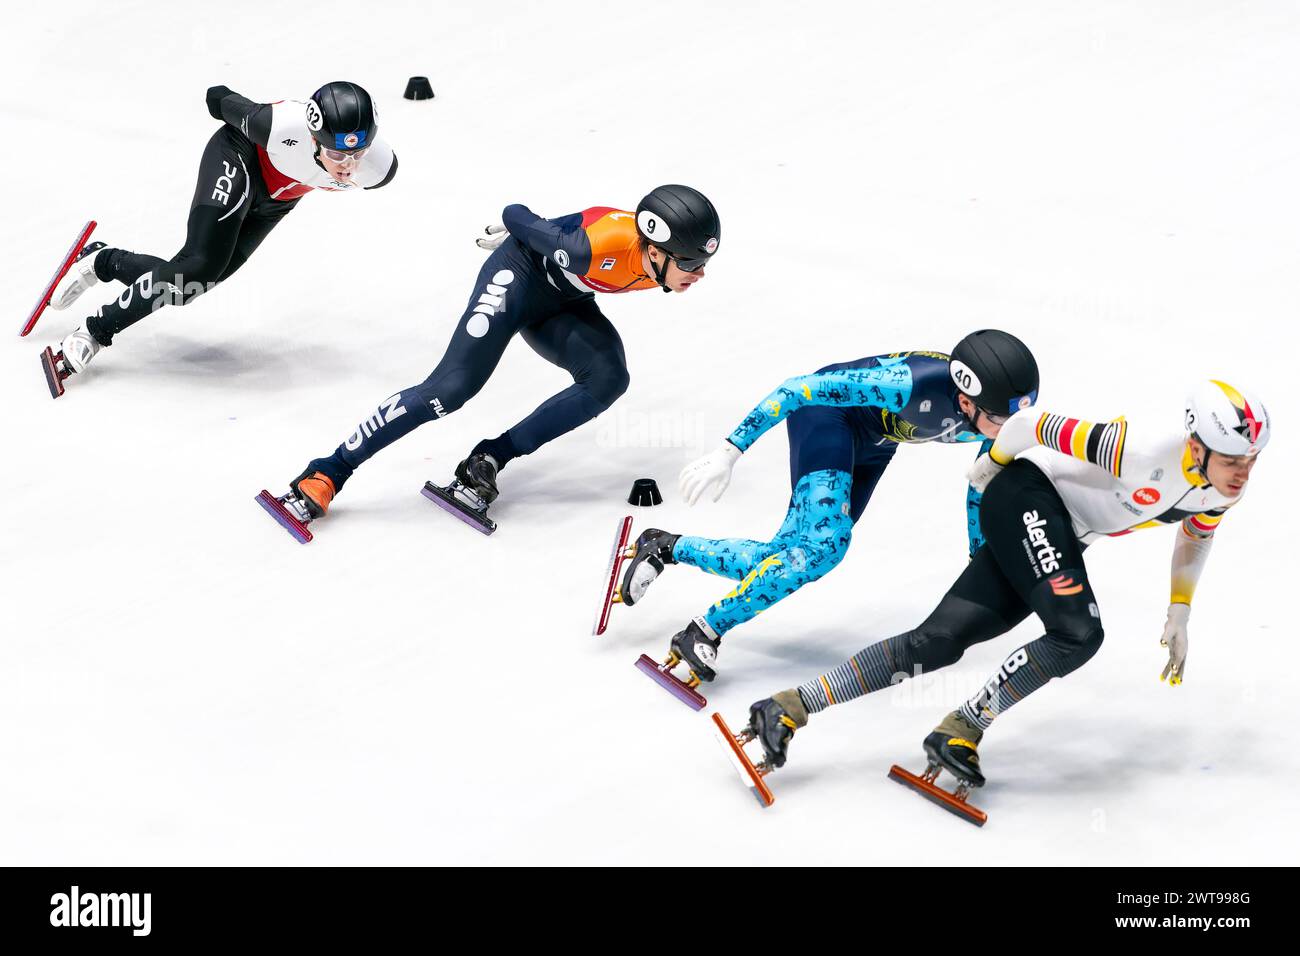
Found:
<box><xmin>454</xmin><ymin>452</ymin><xmax>500</xmax><ymax>505</ymax></box>
<box><xmin>617</xmin><ymin>528</ymin><xmax>679</xmax><ymax>606</ymax></box>
<box><xmin>747</xmin><ymin>689</ymin><xmax>808</xmax><ymax>770</ymax></box>
<box><xmin>669</xmin><ymin>617</ymin><xmax>722</xmax><ymax>684</ymax></box>
<box><xmin>922</xmin><ymin>710</ymin><xmax>986</xmax><ymax>788</ymax></box>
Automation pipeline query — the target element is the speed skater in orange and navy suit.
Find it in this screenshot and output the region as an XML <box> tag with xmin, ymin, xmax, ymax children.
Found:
<box><xmin>265</xmin><ymin>185</ymin><xmax>721</xmax><ymax>531</ymax></box>
<box><xmin>737</xmin><ymin>378</ymin><xmax>1271</xmax><ymax>793</ymax></box>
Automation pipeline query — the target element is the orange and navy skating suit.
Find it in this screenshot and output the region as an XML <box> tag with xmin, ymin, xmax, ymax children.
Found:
<box><xmin>501</xmin><ymin>204</ymin><xmax>659</xmax><ymax>294</ymax></box>
<box><xmin>304</xmin><ymin>203</ymin><xmax>661</xmax><ymax>492</ymax></box>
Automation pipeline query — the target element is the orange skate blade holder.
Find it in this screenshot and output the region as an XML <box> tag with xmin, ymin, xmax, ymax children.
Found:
<box><xmin>593</xmin><ymin>515</ymin><xmax>633</xmax><ymax>635</ymax></box>
<box><xmin>712</xmin><ymin>713</ymin><xmax>775</xmax><ymax>808</ymax></box>
<box><xmin>888</xmin><ymin>763</ymin><xmax>987</xmax><ymax>827</ymax></box>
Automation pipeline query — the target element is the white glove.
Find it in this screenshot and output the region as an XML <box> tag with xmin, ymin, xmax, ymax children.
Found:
<box><xmin>475</xmin><ymin>222</ymin><xmax>508</xmax><ymax>250</ymax></box>
<box><xmin>966</xmin><ymin>453</ymin><xmax>1004</xmax><ymax>493</ymax></box>
<box><xmin>679</xmin><ymin>441</ymin><xmax>743</xmax><ymax>506</ymax></box>
<box><xmin>1159</xmin><ymin>603</ymin><xmax>1190</xmax><ymax>685</ymax></box>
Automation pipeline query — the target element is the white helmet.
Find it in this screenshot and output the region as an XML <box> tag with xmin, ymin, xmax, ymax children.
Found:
<box><xmin>1185</xmin><ymin>380</ymin><xmax>1270</xmax><ymax>457</ymax></box>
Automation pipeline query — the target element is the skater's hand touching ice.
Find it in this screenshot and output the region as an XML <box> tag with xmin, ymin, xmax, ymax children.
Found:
<box><xmin>966</xmin><ymin>453</ymin><xmax>1003</xmax><ymax>493</ymax></box>
<box><xmin>1159</xmin><ymin>603</ymin><xmax>1190</xmax><ymax>685</ymax></box>
<box><xmin>476</xmin><ymin>222</ymin><xmax>508</xmax><ymax>251</ymax></box>
<box><xmin>680</xmin><ymin>441</ymin><xmax>743</xmax><ymax>506</ymax></box>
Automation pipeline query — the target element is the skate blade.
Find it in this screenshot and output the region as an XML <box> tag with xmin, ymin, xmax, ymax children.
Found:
<box><xmin>421</xmin><ymin>481</ymin><xmax>496</xmax><ymax>535</ymax></box>
<box><xmin>40</xmin><ymin>347</ymin><xmax>67</xmax><ymax>399</ymax></box>
<box><xmin>255</xmin><ymin>490</ymin><xmax>313</xmax><ymax>543</ymax></box>
<box><xmin>635</xmin><ymin>653</ymin><xmax>707</xmax><ymax>711</ymax></box>
<box><xmin>592</xmin><ymin>515</ymin><xmax>633</xmax><ymax>636</ymax></box>
<box><xmin>711</xmin><ymin>713</ymin><xmax>775</xmax><ymax>808</ymax></box>
<box><xmin>21</xmin><ymin>219</ymin><xmax>97</xmax><ymax>336</ymax></box>
<box><xmin>888</xmin><ymin>764</ymin><xmax>987</xmax><ymax>827</ymax></box>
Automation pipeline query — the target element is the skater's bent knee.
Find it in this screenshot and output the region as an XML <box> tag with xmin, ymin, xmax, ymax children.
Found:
<box><xmin>585</xmin><ymin>363</ymin><xmax>630</xmax><ymax>409</ymax></box>
<box><xmin>903</xmin><ymin>626</ymin><xmax>965</xmax><ymax>669</ymax></box>
<box><xmin>1044</xmin><ymin>622</ymin><xmax>1104</xmax><ymax>668</ymax></box>
<box><xmin>419</xmin><ymin>367</ymin><xmax>484</xmax><ymax>412</ymax></box>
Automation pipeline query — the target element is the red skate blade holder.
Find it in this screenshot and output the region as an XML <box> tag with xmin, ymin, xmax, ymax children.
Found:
<box><xmin>888</xmin><ymin>763</ymin><xmax>988</xmax><ymax>827</ymax></box>
<box><xmin>635</xmin><ymin>654</ymin><xmax>707</xmax><ymax>710</ymax></box>
<box><xmin>711</xmin><ymin>712</ymin><xmax>775</xmax><ymax>808</ymax></box>
<box><xmin>40</xmin><ymin>347</ymin><xmax>67</xmax><ymax>399</ymax></box>
<box><xmin>255</xmin><ymin>490</ymin><xmax>313</xmax><ymax>543</ymax></box>
<box><xmin>21</xmin><ymin>219</ymin><xmax>97</xmax><ymax>336</ymax></box>
<box><xmin>593</xmin><ymin>515</ymin><xmax>633</xmax><ymax>636</ymax></box>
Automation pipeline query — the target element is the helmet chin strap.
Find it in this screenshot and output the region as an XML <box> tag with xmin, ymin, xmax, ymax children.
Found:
<box><xmin>1191</xmin><ymin>436</ymin><xmax>1212</xmax><ymax>481</ymax></box>
<box><xmin>649</xmin><ymin>248</ymin><xmax>672</xmax><ymax>292</ymax></box>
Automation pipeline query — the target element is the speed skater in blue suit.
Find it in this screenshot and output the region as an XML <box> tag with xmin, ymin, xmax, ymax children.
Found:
<box><xmin>619</xmin><ymin>330</ymin><xmax>1040</xmax><ymax>692</ymax></box>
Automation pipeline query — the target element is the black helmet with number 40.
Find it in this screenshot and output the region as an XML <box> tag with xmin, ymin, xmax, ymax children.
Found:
<box><xmin>949</xmin><ymin>329</ymin><xmax>1040</xmax><ymax>422</ymax></box>
<box><xmin>636</xmin><ymin>185</ymin><xmax>721</xmax><ymax>285</ymax></box>
<box><xmin>307</xmin><ymin>81</ymin><xmax>378</xmax><ymax>153</ymax></box>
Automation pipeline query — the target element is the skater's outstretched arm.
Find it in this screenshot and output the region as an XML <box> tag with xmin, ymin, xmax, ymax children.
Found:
<box><xmin>680</xmin><ymin>362</ymin><xmax>919</xmax><ymax>506</ymax></box>
<box><xmin>1159</xmin><ymin>507</ymin><xmax>1228</xmax><ymax>685</ymax></box>
<box><xmin>726</xmin><ymin>365</ymin><xmax>916</xmax><ymax>453</ymax></box>
<box><xmin>501</xmin><ymin>204</ymin><xmax>594</xmax><ymax>274</ymax></box>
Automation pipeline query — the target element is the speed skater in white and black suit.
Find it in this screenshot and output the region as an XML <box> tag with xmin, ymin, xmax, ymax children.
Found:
<box><xmin>41</xmin><ymin>81</ymin><xmax>397</xmax><ymax>396</ymax></box>
<box><xmin>733</xmin><ymin>378</ymin><xmax>1270</xmax><ymax>795</ymax></box>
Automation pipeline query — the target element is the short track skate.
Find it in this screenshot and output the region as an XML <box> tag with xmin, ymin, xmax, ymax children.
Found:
<box><xmin>40</xmin><ymin>347</ymin><xmax>73</xmax><ymax>399</ymax></box>
<box><xmin>635</xmin><ymin>652</ymin><xmax>708</xmax><ymax>710</ymax></box>
<box><xmin>888</xmin><ymin>761</ymin><xmax>988</xmax><ymax>827</ymax></box>
<box><xmin>255</xmin><ymin>489</ymin><xmax>315</xmax><ymax>543</ymax></box>
<box><xmin>21</xmin><ymin>220</ymin><xmax>97</xmax><ymax>337</ymax></box>
<box><xmin>421</xmin><ymin>479</ymin><xmax>496</xmax><ymax>535</ymax></box>
<box><xmin>592</xmin><ymin>516</ymin><xmax>633</xmax><ymax>635</ymax></box>
<box><xmin>711</xmin><ymin>712</ymin><xmax>775</xmax><ymax>808</ymax></box>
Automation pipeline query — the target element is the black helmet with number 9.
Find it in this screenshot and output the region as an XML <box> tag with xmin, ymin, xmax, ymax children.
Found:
<box><xmin>636</xmin><ymin>185</ymin><xmax>720</xmax><ymax>287</ymax></box>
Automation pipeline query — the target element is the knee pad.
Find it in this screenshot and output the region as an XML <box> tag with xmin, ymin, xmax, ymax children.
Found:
<box><xmin>1040</xmin><ymin>616</ymin><xmax>1104</xmax><ymax>675</ymax></box>
<box><xmin>901</xmin><ymin>622</ymin><xmax>966</xmax><ymax>671</ymax></box>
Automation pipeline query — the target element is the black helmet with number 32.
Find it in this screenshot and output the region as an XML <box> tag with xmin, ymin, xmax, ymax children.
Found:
<box><xmin>949</xmin><ymin>329</ymin><xmax>1040</xmax><ymax>422</ymax></box>
<box><xmin>636</xmin><ymin>185</ymin><xmax>720</xmax><ymax>287</ymax></box>
<box><xmin>307</xmin><ymin>81</ymin><xmax>378</xmax><ymax>153</ymax></box>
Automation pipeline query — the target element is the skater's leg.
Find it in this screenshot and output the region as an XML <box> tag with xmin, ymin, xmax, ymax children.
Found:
<box><xmin>671</xmin><ymin>534</ymin><xmax>786</xmax><ymax>581</ymax></box>
<box><xmin>795</xmin><ymin>548</ymin><xmax>1030</xmax><ymax>714</ymax></box>
<box><xmin>700</xmin><ymin>468</ymin><xmax>855</xmax><ymax>636</ymax></box>
<box><xmin>673</xmin><ymin>406</ymin><xmax>870</xmax><ymax>581</ymax></box>
<box><xmin>85</xmin><ymin>128</ymin><xmax>257</xmax><ymax>346</ymax></box>
<box><xmin>471</xmin><ymin>299</ymin><xmax>629</xmax><ymax>468</ymax></box>
<box><xmin>955</xmin><ymin>461</ymin><xmax>1102</xmax><ymax>731</ymax></box>
<box><xmin>305</xmin><ymin>246</ymin><xmax>539</xmax><ymax>490</ymax></box>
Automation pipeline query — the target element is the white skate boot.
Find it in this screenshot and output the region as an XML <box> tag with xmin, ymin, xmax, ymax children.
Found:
<box><xmin>49</xmin><ymin>242</ymin><xmax>106</xmax><ymax>311</ymax></box>
<box><xmin>60</xmin><ymin>328</ymin><xmax>102</xmax><ymax>374</ymax></box>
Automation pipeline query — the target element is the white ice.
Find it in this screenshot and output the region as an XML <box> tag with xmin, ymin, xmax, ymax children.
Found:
<box><xmin>1</xmin><ymin>0</ymin><xmax>1296</xmax><ymax>864</ymax></box>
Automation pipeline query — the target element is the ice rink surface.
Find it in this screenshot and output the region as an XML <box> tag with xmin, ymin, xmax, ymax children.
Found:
<box><xmin>2</xmin><ymin>1</ymin><xmax>1296</xmax><ymax>864</ymax></box>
